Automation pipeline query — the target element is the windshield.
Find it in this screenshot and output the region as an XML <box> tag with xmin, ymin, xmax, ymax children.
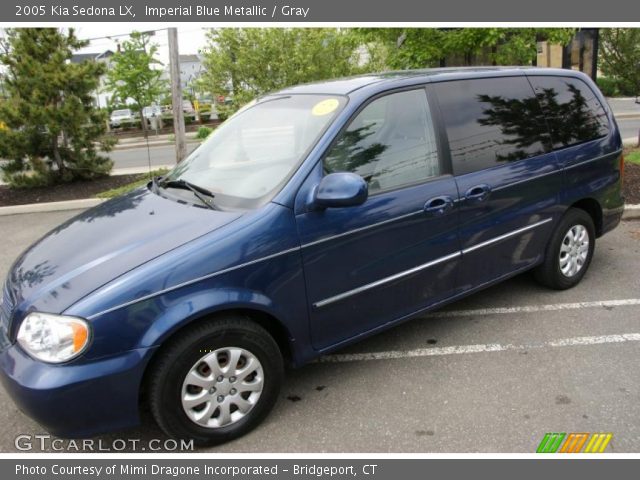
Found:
<box><xmin>112</xmin><ymin>110</ymin><xmax>130</xmax><ymax>117</ymax></box>
<box><xmin>163</xmin><ymin>94</ymin><xmax>346</xmax><ymax>210</ymax></box>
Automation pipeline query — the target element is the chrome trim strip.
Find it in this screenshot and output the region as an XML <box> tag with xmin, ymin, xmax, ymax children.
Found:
<box><xmin>314</xmin><ymin>217</ymin><xmax>553</xmax><ymax>309</ymax></box>
<box><xmin>461</xmin><ymin>218</ymin><xmax>553</xmax><ymax>255</ymax></box>
<box><xmin>85</xmin><ymin>246</ymin><xmax>301</xmax><ymax>319</ymax></box>
<box><xmin>313</xmin><ymin>251</ymin><xmax>462</xmax><ymax>309</ymax></box>
<box><xmin>563</xmin><ymin>149</ymin><xmax>622</xmax><ymax>170</ymax></box>
<box><xmin>301</xmin><ymin>210</ymin><xmax>424</xmax><ymax>249</ymax></box>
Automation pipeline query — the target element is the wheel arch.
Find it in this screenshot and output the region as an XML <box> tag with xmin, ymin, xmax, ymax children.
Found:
<box><xmin>569</xmin><ymin>197</ymin><xmax>603</xmax><ymax>237</ymax></box>
<box><xmin>138</xmin><ymin>306</ymin><xmax>297</xmax><ymax>409</ymax></box>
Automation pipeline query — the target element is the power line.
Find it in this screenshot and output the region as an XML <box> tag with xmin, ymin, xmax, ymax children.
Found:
<box><xmin>78</xmin><ymin>28</ymin><xmax>170</xmax><ymax>43</ymax></box>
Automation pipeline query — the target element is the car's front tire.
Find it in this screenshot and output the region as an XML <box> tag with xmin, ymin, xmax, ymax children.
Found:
<box><xmin>148</xmin><ymin>315</ymin><xmax>284</xmax><ymax>446</ymax></box>
<box><xmin>534</xmin><ymin>208</ymin><xmax>596</xmax><ymax>290</ymax></box>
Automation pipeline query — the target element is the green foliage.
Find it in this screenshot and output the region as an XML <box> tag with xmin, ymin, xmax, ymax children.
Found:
<box><xmin>626</xmin><ymin>149</ymin><xmax>640</xmax><ymax>165</ymax></box>
<box><xmin>96</xmin><ymin>168</ymin><xmax>169</xmax><ymax>198</ymax></box>
<box><xmin>196</xmin><ymin>126</ymin><xmax>213</xmax><ymax>139</ymax></box>
<box><xmin>0</xmin><ymin>28</ymin><xmax>114</xmax><ymax>187</ymax></box>
<box><xmin>600</xmin><ymin>29</ymin><xmax>640</xmax><ymax>97</ymax></box>
<box><xmin>355</xmin><ymin>28</ymin><xmax>575</xmax><ymax>70</ymax></box>
<box><xmin>105</xmin><ymin>31</ymin><xmax>167</xmax><ymax>132</ymax></box>
<box><xmin>595</xmin><ymin>76</ymin><xmax>637</xmax><ymax>97</ymax></box>
<box><xmin>199</xmin><ymin>28</ymin><xmax>364</xmax><ymax>112</ymax></box>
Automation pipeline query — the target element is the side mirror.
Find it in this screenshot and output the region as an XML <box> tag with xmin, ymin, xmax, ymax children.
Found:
<box><xmin>313</xmin><ymin>172</ymin><xmax>368</xmax><ymax>209</ymax></box>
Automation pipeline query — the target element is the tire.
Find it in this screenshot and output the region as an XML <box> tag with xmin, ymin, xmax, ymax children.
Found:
<box><xmin>148</xmin><ymin>315</ymin><xmax>284</xmax><ymax>446</ymax></box>
<box><xmin>534</xmin><ymin>208</ymin><xmax>596</xmax><ymax>290</ymax></box>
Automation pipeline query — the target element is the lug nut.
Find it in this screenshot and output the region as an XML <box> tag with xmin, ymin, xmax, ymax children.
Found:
<box><xmin>209</xmin><ymin>387</ymin><xmax>216</xmax><ymax>394</ymax></box>
<box><xmin>229</xmin><ymin>376</ymin><xmax>236</xmax><ymax>383</ymax></box>
<box><xmin>217</xmin><ymin>375</ymin><xmax>224</xmax><ymax>382</ymax></box>
<box><xmin>230</xmin><ymin>388</ymin><xmax>237</xmax><ymax>395</ymax></box>
<box><xmin>217</xmin><ymin>395</ymin><xmax>224</xmax><ymax>403</ymax></box>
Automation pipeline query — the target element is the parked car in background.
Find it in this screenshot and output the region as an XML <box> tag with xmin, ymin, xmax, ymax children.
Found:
<box><xmin>109</xmin><ymin>109</ymin><xmax>134</xmax><ymax>128</ymax></box>
<box><xmin>0</xmin><ymin>68</ymin><xmax>624</xmax><ymax>447</ymax></box>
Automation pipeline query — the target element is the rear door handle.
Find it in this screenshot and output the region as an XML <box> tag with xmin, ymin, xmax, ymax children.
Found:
<box><xmin>424</xmin><ymin>196</ymin><xmax>454</xmax><ymax>215</ymax></box>
<box><xmin>464</xmin><ymin>184</ymin><xmax>492</xmax><ymax>202</ymax></box>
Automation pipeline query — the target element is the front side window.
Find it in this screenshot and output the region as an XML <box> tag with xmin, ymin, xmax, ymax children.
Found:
<box><xmin>165</xmin><ymin>94</ymin><xmax>346</xmax><ymax>209</ymax></box>
<box><xmin>324</xmin><ymin>89</ymin><xmax>440</xmax><ymax>195</ymax></box>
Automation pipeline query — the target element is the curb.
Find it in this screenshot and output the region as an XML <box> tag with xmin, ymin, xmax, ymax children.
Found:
<box><xmin>615</xmin><ymin>113</ymin><xmax>640</xmax><ymax>120</ymax></box>
<box><xmin>113</xmin><ymin>139</ymin><xmax>200</xmax><ymax>151</ymax></box>
<box><xmin>1</xmin><ymin>198</ymin><xmax>639</xmax><ymax>218</ymax></box>
<box><xmin>0</xmin><ymin>198</ymin><xmax>105</xmax><ymax>216</ymax></box>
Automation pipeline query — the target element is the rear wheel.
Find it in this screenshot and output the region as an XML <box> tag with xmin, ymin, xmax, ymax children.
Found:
<box><xmin>148</xmin><ymin>316</ymin><xmax>283</xmax><ymax>446</ymax></box>
<box><xmin>534</xmin><ymin>208</ymin><xmax>595</xmax><ymax>290</ymax></box>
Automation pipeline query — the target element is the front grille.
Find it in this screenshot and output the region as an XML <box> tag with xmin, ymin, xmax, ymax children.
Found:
<box><xmin>0</xmin><ymin>282</ymin><xmax>14</xmax><ymax>351</ymax></box>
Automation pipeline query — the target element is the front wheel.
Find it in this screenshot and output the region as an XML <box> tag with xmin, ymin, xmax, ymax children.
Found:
<box><xmin>148</xmin><ymin>316</ymin><xmax>284</xmax><ymax>446</ymax></box>
<box><xmin>534</xmin><ymin>208</ymin><xmax>595</xmax><ymax>290</ymax></box>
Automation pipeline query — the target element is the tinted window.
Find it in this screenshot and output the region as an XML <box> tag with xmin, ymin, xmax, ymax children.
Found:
<box><xmin>528</xmin><ymin>76</ymin><xmax>609</xmax><ymax>149</ymax></box>
<box><xmin>434</xmin><ymin>77</ymin><xmax>550</xmax><ymax>176</ymax></box>
<box><xmin>324</xmin><ymin>89</ymin><xmax>439</xmax><ymax>195</ymax></box>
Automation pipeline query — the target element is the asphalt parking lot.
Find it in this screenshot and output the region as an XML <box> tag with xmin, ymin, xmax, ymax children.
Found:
<box><xmin>1</xmin><ymin>210</ymin><xmax>639</xmax><ymax>453</ymax></box>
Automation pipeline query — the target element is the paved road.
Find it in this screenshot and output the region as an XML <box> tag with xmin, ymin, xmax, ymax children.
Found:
<box><xmin>109</xmin><ymin>143</ymin><xmax>198</xmax><ymax>170</ymax></box>
<box><xmin>0</xmin><ymin>210</ymin><xmax>639</xmax><ymax>452</ymax></box>
<box><xmin>618</xmin><ymin>118</ymin><xmax>639</xmax><ymax>143</ymax></box>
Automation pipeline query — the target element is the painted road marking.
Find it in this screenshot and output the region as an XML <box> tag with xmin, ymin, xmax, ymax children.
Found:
<box><xmin>319</xmin><ymin>333</ymin><xmax>640</xmax><ymax>363</ymax></box>
<box><xmin>425</xmin><ymin>298</ymin><xmax>640</xmax><ymax>319</ymax></box>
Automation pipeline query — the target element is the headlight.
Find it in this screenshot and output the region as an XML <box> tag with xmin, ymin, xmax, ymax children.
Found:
<box><xmin>17</xmin><ymin>312</ymin><xmax>90</xmax><ymax>363</ymax></box>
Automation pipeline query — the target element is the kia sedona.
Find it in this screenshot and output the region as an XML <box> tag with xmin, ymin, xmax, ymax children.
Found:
<box><xmin>0</xmin><ymin>67</ymin><xmax>624</xmax><ymax>446</ymax></box>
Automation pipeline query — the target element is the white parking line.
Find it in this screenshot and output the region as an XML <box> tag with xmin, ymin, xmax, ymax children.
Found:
<box><xmin>319</xmin><ymin>333</ymin><xmax>640</xmax><ymax>363</ymax></box>
<box><xmin>425</xmin><ymin>298</ymin><xmax>640</xmax><ymax>319</ymax></box>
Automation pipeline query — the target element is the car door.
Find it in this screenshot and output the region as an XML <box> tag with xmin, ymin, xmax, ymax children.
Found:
<box><xmin>295</xmin><ymin>88</ymin><xmax>462</xmax><ymax>351</ymax></box>
<box><xmin>431</xmin><ymin>75</ymin><xmax>562</xmax><ymax>291</ymax></box>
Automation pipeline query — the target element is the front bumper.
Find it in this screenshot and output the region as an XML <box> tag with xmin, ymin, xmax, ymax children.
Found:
<box><xmin>0</xmin><ymin>343</ymin><xmax>157</xmax><ymax>438</ymax></box>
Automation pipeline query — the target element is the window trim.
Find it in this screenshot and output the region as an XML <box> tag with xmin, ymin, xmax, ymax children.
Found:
<box><xmin>320</xmin><ymin>85</ymin><xmax>450</xmax><ymax>198</ymax></box>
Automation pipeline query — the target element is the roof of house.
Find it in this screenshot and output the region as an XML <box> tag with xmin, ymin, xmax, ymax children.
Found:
<box><xmin>70</xmin><ymin>50</ymin><xmax>114</xmax><ymax>63</ymax></box>
<box><xmin>179</xmin><ymin>54</ymin><xmax>201</xmax><ymax>63</ymax></box>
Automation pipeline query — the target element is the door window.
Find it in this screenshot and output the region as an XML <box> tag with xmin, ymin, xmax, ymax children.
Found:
<box><xmin>433</xmin><ymin>77</ymin><xmax>551</xmax><ymax>175</ymax></box>
<box><xmin>324</xmin><ymin>89</ymin><xmax>440</xmax><ymax>195</ymax></box>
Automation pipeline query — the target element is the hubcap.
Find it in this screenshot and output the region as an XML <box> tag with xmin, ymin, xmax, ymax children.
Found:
<box><xmin>559</xmin><ymin>224</ymin><xmax>589</xmax><ymax>278</ymax></box>
<box><xmin>181</xmin><ymin>347</ymin><xmax>264</xmax><ymax>429</ymax></box>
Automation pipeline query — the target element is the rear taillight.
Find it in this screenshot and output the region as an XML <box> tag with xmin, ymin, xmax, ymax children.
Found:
<box><xmin>620</xmin><ymin>154</ymin><xmax>625</xmax><ymax>182</ymax></box>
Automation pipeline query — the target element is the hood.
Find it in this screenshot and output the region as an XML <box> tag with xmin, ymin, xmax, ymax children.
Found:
<box><xmin>4</xmin><ymin>187</ymin><xmax>241</xmax><ymax>319</ymax></box>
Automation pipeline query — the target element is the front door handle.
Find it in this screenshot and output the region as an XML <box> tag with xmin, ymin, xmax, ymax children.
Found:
<box><xmin>464</xmin><ymin>184</ymin><xmax>492</xmax><ymax>203</ymax></box>
<box><xmin>424</xmin><ymin>196</ymin><xmax>454</xmax><ymax>215</ymax></box>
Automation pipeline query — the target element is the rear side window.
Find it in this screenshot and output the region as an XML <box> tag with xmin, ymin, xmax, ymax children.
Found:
<box><xmin>433</xmin><ymin>77</ymin><xmax>550</xmax><ymax>176</ymax></box>
<box><xmin>324</xmin><ymin>89</ymin><xmax>439</xmax><ymax>195</ymax></box>
<box><xmin>527</xmin><ymin>76</ymin><xmax>609</xmax><ymax>149</ymax></box>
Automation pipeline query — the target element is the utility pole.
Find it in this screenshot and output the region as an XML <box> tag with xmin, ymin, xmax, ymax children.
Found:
<box><xmin>168</xmin><ymin>28</ymin><xmax>187</xmax><ymax>163</ymax></box>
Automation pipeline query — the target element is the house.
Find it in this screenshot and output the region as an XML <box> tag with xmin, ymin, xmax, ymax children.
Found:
<box><xmin>70</xmin><ymin>50</ymin><xmax>115</xmax><ymax>108</ymax></box>
<box><xmin>161</xmin><ymin>54</ymin><xmax>204</xmax><ymax>99</ymax></box>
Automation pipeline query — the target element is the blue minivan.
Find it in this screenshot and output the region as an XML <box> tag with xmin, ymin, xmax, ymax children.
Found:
<box><xmin>0</xmin><ymin>68</ymin><xmax>624</xmax><ymax>445</ymax></box>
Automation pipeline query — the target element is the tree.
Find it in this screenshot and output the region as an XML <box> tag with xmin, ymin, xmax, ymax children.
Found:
<box><xmin>0</xmin><ymin>28</ymin><xmax>113</xmax><ymax>187</ymax></box>
<box><xmin>106</xmin><ymin>31</ymin><xmax>166</xmax><ymax>136</ymax></box>
<box><xmin>355</xmin><ymin>28</ymin><xmax>575</xmax><ymax>70</ymax></box>
<box><xmin>199</xmin><ymin>28</ymin><xmax>363</xmax><ymax>116</ymax></box>
<box><xmin>600</xmin><ymin>28</ymin><xmax>640</xmax><ymax>145</ymax></box>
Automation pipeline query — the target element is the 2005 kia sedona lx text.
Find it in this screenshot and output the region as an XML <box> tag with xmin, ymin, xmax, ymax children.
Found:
<box><xmin>0</xmin><ymin>68</ymin><xmax>624</xmax><ymax>445</ymax></box>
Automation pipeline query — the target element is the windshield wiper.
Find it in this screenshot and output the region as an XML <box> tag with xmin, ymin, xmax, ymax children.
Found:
<box><xmin>159</xmin><ymin>178</ymin><xmax>217</xmax><ymax>210</ymax></box>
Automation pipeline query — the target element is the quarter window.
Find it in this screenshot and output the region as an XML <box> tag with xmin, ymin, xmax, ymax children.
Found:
<box><xmin>324</xmin><ymin>89</ymin><xmax>440</xmax><ymax>195</ymax></box>
<box><xmin>527</xmin><ymin>76</ymin><xmax>609</xmax><ymax>149</ymax></box>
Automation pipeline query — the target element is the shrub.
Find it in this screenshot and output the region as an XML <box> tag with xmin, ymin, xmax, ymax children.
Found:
<box><xmin>196</xmin><ymin>126</ymin><xmax>213</xmax><ymax>139</ymax></box>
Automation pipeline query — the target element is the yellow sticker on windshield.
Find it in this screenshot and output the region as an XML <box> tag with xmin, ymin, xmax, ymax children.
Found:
<box><xmin>312</xmin><ymin>98</ymin><xmax>339</xmax><ymax>116</ymax></box>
